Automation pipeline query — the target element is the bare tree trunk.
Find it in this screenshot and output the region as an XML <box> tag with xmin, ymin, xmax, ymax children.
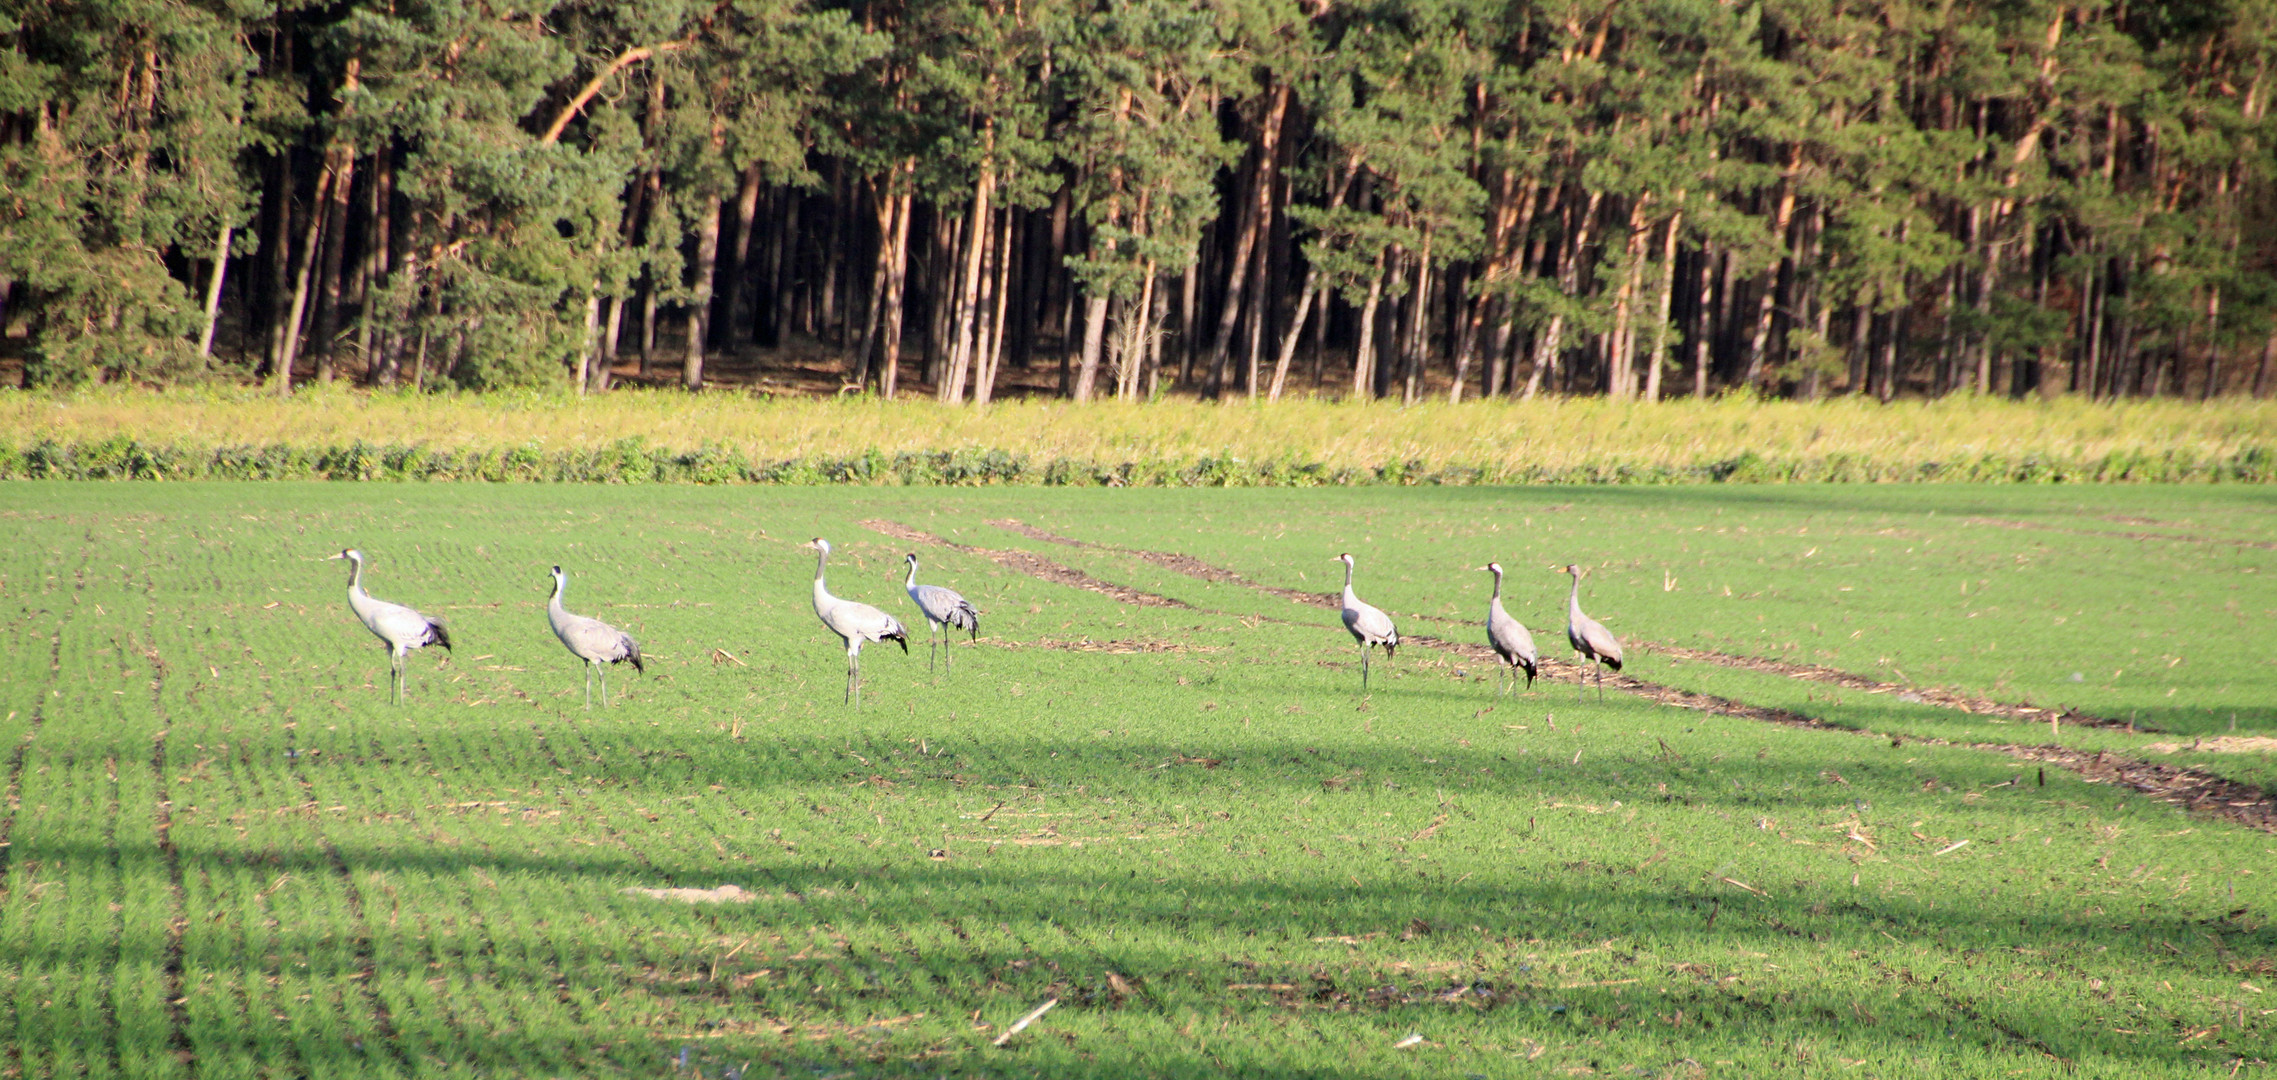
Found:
<box><xmin>942</xmin><ymin>148</ymin><xmax>996</xmax><ymax>404</ymax></box>
<box><xmin>879</xmin><ymin>179</ymin><xmax>914</xmax><ymax>400</ymax></box>
<box><xmin>1350</xmin><ymin>251</ymin><xmax>1387</xmax><ymax>399</ymax></box>
<box><xmin>1741</xmin><ymin>178</ymin><xmax>1797</xmax><ymax>390</ymax></box>
<box><xmin>975</xmin><ymin>207</ymin><xmax>1014</xmax><ymax>405</ymax></box>
<box><xmin>309</xmin><ymin>146</ymin><xmax>356</xmax><ymax>383</ymax></box>
<box><xmin>683</xmin><ymin>191</ymin><xmax>722</xmax><ymax>390</ymax></box>
<box><xmin>726</xmin><ymin>162</ymin><xmax>763</xmax><ymax>349</ymax></box>
<box><xmin>351</xmin><ymin>152</ymin><xmax>393</xmax><ymax>382</ymax></box>
<box><xmin>197</xmin><ymin>223</ymin><xmax>231</xmax><ymax>358</ymax></box>
<box><xmin>1204</xmin><ymin>83</ymin><xmax>1291</xmax><ymax>398</ymax></box>
<box><xmin>1074</xmin><ymin>293</ymin><xmax>1110</xmax><ymax>401</ymax></box>
<box><xmin>1644</xmin><ymin>209</ymin><xmax>1682</xmax><ymax>403</ymax></box>
<box><xmin>274</xmin><ymin>166</ymin><xmax>334</xmax><ymax>395</ymax></box>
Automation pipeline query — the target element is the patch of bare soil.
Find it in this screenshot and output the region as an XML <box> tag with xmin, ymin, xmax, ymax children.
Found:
<box><xmin>2140</xmin><ymin>735</ymin><xmax>2277</xmax><ymax>755</ymax></box>
<box><xmin>1962</xmin><ymin>516</ymin><xmax>2277</xmax><ymax>551</ymax></box>
<box><xmin>621</xmin><ymin>884</ymin><xmax>756</xmax><ymax>903</ymax></box>
<box><xmin>862</xmin><ymin>520</ymin><xmax>1191</xmax><ymax>609</ymax></box>
<box><xmin>975</xmin><ymin>519</ymin><xmax>2276</xmax><ymax>834</ymax></box>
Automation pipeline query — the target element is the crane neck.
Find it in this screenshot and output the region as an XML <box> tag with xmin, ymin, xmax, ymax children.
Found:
<box><xmin>1489</xmin><ymin>568</ymin><xmax>1503</xmax><ymax>602</ymax></box>
<box><xmin>1567</xmin><ymin>572</ymin><xmax>1583</xmax><ymax>615</ymax></box>
<box><xmin>904</xmin><ymin>560</ymin><xmax>918</xmax><ymax>589</ymax></box>
<box><xmin>548</xmin><ymin>574</ymin><xmax>567</xmax><ymax>614</ymax></box>
<box><xmin>813</xmin><ymin>547</ymin><xmax>834</xmax><ymax>610</ymax></box>
<box><xmin>346</xmin><ymin>556</ymin><xmax>366</xmax><ymax>598</ymax></box>
<box><xmin>1340</xmin><ymin>559</ymin><xmax>1355</xmax><ymax>597</ymax></box>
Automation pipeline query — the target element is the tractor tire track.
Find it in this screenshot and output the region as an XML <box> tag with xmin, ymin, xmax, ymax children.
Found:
<box><xmin>1961</xmin><ymin>516</ymin><xmax>2277</xmax><ymax>551</ymax></box>
<box><xmin>946</xmin><ymin>520</ymin><xmax>2277</xmax><ymax>835</ymax></box>
<box><xmin>285</xmin><ymin>733</ymin><xmax>415</xmax><ymax>1074</ymax></box>
<box><xmin>860</xmin><ymin>521</ymin><xmax>1191</xmax><ymax>610</ymax></box>
<box><xmin>987</xmin><ymin>518</ymin><xmax>2152</xmax><ymax>733</ymax></box>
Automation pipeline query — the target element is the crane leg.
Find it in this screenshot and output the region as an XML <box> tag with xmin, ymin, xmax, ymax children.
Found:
<box><xmin>599</xmin><ymin>663</ymin><xmax>610</xmax><ymax>708</ymax></box>
<box><xmin>928</xmin><ymin>625</ymin><xmax>938</xmax><ymax>675</ymax></box>
<box><xmin>846</xmin><ymin>652</ymin><xmax>860</xmax><ymax>707</ymax></box>
<box><xmin>943</xmin><ymin>624</ymin><xmax>952</xmax><ymax>674</ymax></box>
<box><xmin>1361</xmin><ymin>644</ymin><xmax>1371</xmax><ymax>692</ymax></box>
<box><xmin>1594</xmin><ymin>657</ymin><xmax>1605</xmax><ymax>701</ymax></box>
<box><xmin>583</xmin><ymin>665</ymin><xmax>594</xmax><ymax>709</ymax></box>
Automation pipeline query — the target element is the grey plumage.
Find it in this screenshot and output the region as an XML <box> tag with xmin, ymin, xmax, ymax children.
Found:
<box><xmin>808</xmin><ymin>538</ymin><xmax>908</xmax><ymax>707</ymax></box>
<box><xmin>329</xmin><ymin>548</ymin><xmax>451</xmax><ymax>705</ymax></box>
<box><xmin>1336</xmin><ymin>552</ymin><xmax>1398</xmax><ymax>691</ymax></box>
<box><xmin>904</xmin><ymin>554</ymin><xmax>980</xmax><ymax>674</ymax></box>
<box><xmin>1481</xmin><ymin>562</ymin><xmax>1537</xmax><ymax>694</ymax></box>
<box><xmin>547</xmin><ymin>565</ymin><xmax>643</xmax><ymax>708</ymax></box>
<box><xmin>1560</xmin><ymin>562</ymin><xmax>1624</xmax><ymax>700</ymax></box>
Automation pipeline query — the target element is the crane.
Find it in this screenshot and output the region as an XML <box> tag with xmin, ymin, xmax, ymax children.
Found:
<box><xmin>328</xmin><ymin>548</ymin><xmax>451</xmax><ymax>705</ymax></box>
<box><xmin>1335</xmin><ymin>553</ymin><xmax>1398</xmax><ymax>691</ymax></box>
<box><xmin>1560</xmin><ymin>563</ymin><xmax>1624</xmax><ymax>700</ymax></box>
<box><xmin>546</xmin><ymin>565</ymin><xmax>644</xmax><ymax>708</ymax></box>
<box><xmin>904</xmin><ymin>554</ymin><xmax>980</xmax><ymax>674</ymax></box>
<box><xmin>808</xmin><ymin>538</ymin><xmax>908</xmax><ymax>706</ymax></box>
<box><xmin>1481</xmin><ymin>562</ymin><xmax>1538</xmax><ymax>694</ymax></box>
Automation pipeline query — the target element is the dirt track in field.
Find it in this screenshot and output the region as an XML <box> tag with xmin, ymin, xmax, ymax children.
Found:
<box><xmin>907</xmin><ymin>517</ymin><xmax>2277</xmax><ymax>834</ymax></box>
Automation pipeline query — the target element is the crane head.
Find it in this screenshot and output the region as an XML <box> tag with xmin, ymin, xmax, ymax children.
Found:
<box><xmin>807</xmin><ymin>538</ymin><xmax>831</xmax><ymax>554</ymax></box>
<box><xmin>1560</xmin><ymin>563</ymin><xmax>1582</xmax><ymax>576</ymax></box>
<box><xmin>1335</xmin><ymin>552</ymin><xmax>1353</xmax><ymax>566</ymax></box>
<box><xmin>327</xmin><ymin>549</ymin><xmax>362</xmax><ymax>563</ymax></box>
<box><xmin>905</xmin><ymin>553</ymin><xmax>918</xmax><ymax>565</ymax></box>
<box><xmin>551</xmin><ymin>565</ymin><xmax>564</xmax><ymax>578</ymax></box>
<box><xmin>1483</xmin><ymin>562</ymin><xmax>1503</xmax><ymax>575</ymax></box>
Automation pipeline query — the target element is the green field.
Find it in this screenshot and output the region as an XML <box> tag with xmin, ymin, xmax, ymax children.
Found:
<box><xmin>0</xmin><ymin>482</ymin><xmax>2271</xmax><ymax>1077</ymax></box>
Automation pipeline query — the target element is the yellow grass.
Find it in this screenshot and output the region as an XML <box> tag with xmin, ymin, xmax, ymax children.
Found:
<box><xmin>6</xmin><ymin>385</ymin><xmax>2272</xmax><ymax>474</ymax></box>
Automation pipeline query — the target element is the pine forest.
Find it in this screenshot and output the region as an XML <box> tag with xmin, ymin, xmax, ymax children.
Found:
<box><xmin>3</xmin><ymin>0</ymin><xmax>2274</xmax><ymax>403</ymax></box>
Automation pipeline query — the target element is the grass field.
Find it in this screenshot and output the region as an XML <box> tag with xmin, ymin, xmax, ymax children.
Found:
<box><xmin>0</xmin><ymin>482</ymin><xmax>2271</xmax><ymax>1077</ymax></box>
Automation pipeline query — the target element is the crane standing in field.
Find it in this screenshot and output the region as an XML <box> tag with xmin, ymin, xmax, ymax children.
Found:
<box><xmin>546</xmin><ymin>565</ymin><xmax>644</xmax><ymax>708</ymax></box>
<box><xmin>328</xmin><ymin>548</ymin><xmax>452</xmax><ymax>705</ymax></box>
<box><xmin>1481</xmin><ymin>562</ymin><xmax>1538</xmax><ymax>694</ymax></box>
<box><xmin>903</xmin><ymin>554</ymin><xmax>980</xmax><ymax>674</ymax></box>
<box><xmin>808</xmin><ymin>539</ymin><xmax>908</xmax><ymax>706</ymax></box>
<box><xmin>1560</xmin><ymin>563</ymin><xmax>1624</xmax><ymax>700</ymax></box>
<box><xmin>1336</xmin><ymin>553</ymin><xmax>1399</xmax><ymax>691</ymax></box>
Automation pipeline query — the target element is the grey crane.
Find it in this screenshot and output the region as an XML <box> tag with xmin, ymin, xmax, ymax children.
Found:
<box><xmin>903</xmin><ymin>554</ymin><xmax>980</xmax><ymax>674</ymax></box>
<box><xmin>546</xmin><ymin>565</ymin><xmax>644</xmax><ymax>708</ymax></box>
<box><xmin>1560</xmin><ymin>563</ymin><xmax>1624</xmax><ymax>700</ymax></box>
<box><xmin>1481</xmin><ymin>562</ymin><xmax>1538</xmax><ymax>694</ymax></box>
<box><xmin>328</xmin><ymin>548</ymin><xmax>451</xmax><ymax>704</ymax></box>
<box><xmin>807</xmin><ymin>538</ymin><xmax>908</xmax><ymax>706</ymax></box>
<box><xmin>1335</xmin><ymin>553</ymin><xmax>1399</xmax><ymax>690</ymax></box>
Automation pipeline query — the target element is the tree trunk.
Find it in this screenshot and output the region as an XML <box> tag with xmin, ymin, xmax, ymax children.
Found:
<box><xmin>1350</xmin><ymin>251</ymin><xmax>1387</xmax><ymax>399</ymax></box>
<box><xmin>309</xmin><ymin>146</ymin><xmax>356</xmax><ymax>383</ymax></box>
<box><xmin>942</xmin><ymin>148</ymin><xmax>996</xmax><ymax>404</ymax></box>
<box><xmin>274</xmin><ymin>165</ymin><xmax>334</xmax><ymax>395</ymax></box>
<box><xmin>879</xmin><ymin>181</ymin><xmax>914</xmax><ymax>400</ymax></box>
<box><xmin>683</xmin><ymin>192</ymin><xmax>722</xmax><ymax>390</ymax></box>
<box><xmin>1074</xmin><ymin>293</ymin><xmax>1110</xmax><ymax>401</ymax></box>
<box><xmin>975</xmin><ymin>207</ymin><xmax>1014</xmax><ymax>405</ymax></box>
<box><xmin>197</xmin><ymin>223</ymin><xmax>231</xmax><ymax>358</ymax></box>
<box><xmin>1644</xmin><ymin>209</ymin><xmax>1682</xmax><ymax>403</ymax></box>
<box><xmin>1203</xmin><ymin>83</ymin><xmax>1291</xmax><ymax>398</ymax></box>
<box><xmin>726</xmin><ymin>162</ymin><xmax>763</xmax><ymax>349</ymax></box>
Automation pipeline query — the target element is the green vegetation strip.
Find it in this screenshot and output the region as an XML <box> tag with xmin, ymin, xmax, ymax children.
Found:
<box><xmin>5</xmin><ymin>390</ymin><xmax>2273</xmax><ymax>484</ymax></box>
<box><xmin>0</xmin><ymin>483</ymin><xmax>2270</xmax><ymax>1077</ymax></box>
